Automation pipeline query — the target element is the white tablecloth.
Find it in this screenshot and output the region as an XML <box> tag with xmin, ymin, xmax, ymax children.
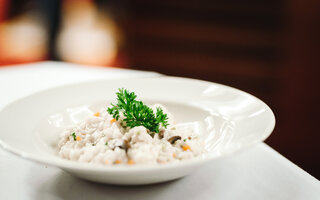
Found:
<box><xmin>0</xmin><ymin>61</ymin><xmax>319</xmax><ymax>200</ymax></box>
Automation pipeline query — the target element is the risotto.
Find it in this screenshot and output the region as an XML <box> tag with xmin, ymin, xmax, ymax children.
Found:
<box><xmin>58</xmin><ymin>89</ymin><xmax>205</xmax><ymax>165</ymax></box>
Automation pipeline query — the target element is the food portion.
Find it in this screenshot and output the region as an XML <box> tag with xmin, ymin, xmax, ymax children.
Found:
<box><xmin>58</xmin><ymin>89</ymin><xmax>205</xmax><ymax>165</ymax></box>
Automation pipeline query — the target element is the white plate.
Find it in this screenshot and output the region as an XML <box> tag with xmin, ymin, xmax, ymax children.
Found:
<box><xmin>0</xmin><ymin>76</ymin><xmax>275</xmax><ymax>185</ymax></box>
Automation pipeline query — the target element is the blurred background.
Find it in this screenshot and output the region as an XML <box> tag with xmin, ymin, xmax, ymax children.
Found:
<box><xmin>0</xmin><ymin>0</ymin><xmax>319</xmax><ymax>178</ymax></box>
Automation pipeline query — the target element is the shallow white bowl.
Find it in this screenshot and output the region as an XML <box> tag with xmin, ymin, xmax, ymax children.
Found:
<box><xmin>0</xmin><ymin>76</ymin><xmax>275</xmax><ymax>185</ymax></box>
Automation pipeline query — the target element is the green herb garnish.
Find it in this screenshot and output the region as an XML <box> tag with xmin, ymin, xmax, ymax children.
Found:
<box><xmin>183</xmin><ymin>139</ymin><xmax>187</xmax><ymax>142</ymax></box>
<box><xmin>92</xmin><ymin>143</ymin><xmax>96</xmax><ymax>146</ymax></box>
<box><xmin>71</xmin><ymin>132</ymin><xmax>76</xmax><ymax>141</ymax></box>
<box><xmin>105</xmin><ymin>142</ymin><xmax>108</xmax><ymax>146</ymax></box>
<box><xmin>107</xmin><ymin>88</ymin><xmax>169</xmax><ymax>133</ymax></box>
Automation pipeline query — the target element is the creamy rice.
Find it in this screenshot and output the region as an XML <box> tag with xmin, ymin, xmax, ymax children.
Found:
<box><xmin>58</xmin><ymin>104</ymin><xmax>205</xmax><ymax>165</ymax></box>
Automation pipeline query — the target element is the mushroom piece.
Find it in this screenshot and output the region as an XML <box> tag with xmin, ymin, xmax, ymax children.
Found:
<box><xmin>168</xmin><ymin>136</ymin><xmax>182</xmax><ymax>144</ymax></box>
<box><xmin>158</xmin><ymin>130</ymin><xmax>165</xmax><ymax>139</ymax></box>
<box><xmin>147</xmin><ymin>129</ymin><xmax>155</xmax><ymax>138</ymax></box>
<box><xmin>116</xmin><ymin>140</ymin><xmax>131</xmax><ymax>152</ymax></box>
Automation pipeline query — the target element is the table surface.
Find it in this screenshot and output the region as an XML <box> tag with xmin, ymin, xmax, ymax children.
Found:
<box><xmin>0</xmin><ymin>61</ymin><xmax>319</xmax><ymax>200</ymax></box>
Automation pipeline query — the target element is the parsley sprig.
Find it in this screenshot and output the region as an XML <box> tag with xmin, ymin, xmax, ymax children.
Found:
<box><xmin>71</xmin><ymin>132</ymin><xmax>76</xmax><ymax>141</ymax></box>
<box><xmin>107</xmin><ymin>88</ymin><xmax>169</xmax><ymax>133</ymax></box>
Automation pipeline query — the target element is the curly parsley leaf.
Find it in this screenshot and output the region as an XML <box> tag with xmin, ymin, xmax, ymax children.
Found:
<box><xmin>107</xmin><ymin>88</ymin><xmax>169</xmax><ymax>133</ymax></box>
<box><xmin>71</xmin><ymin>132</ymin><xmax>76</xmax><ymax>141</ymax></box>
